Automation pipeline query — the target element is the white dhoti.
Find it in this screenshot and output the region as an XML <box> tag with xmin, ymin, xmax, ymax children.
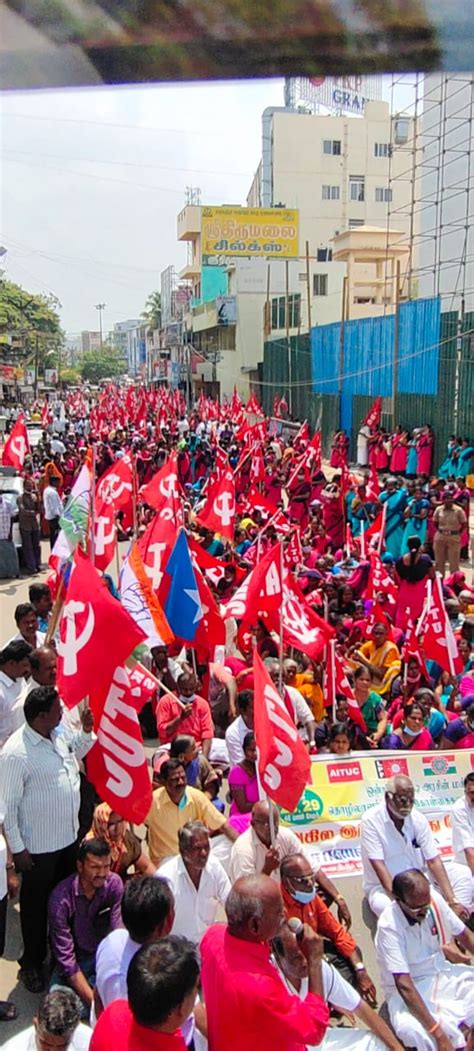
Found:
<box><xmin>368</xmin><ymin>861</ymin><xmax>474</xmax><ymax>918</ymax></box>
<box><xmin>387</xmin><ymin>965</ymin><xmax>474</xmax><ymax>1050</ymax></box>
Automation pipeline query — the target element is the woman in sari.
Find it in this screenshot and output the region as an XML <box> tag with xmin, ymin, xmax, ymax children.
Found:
<box><xmin>389</xmin><ymin>426</ymin><xmax>408</xmax><ymax>474</ymax></box>
<box><xmin>330</xmin><ymin>430</ymin><xmax>349</xmax><ymax>469</ymax></box>
<box><xmin>453</xmin><ymin>476</ymin><xmax>471</xmax><ymax>557</ymax></box>
<box><xmin>401</xmin><ymin>485</ymin><xmax>429</xmax><ymax>553</ymax></box>
<box><xmin>352</xmin><ymin>621</ymin><xmax>402</xmax><ymax>698</ymax></box>
<box><xmin>439</xmin><ymin>436</ymin><xmax>460</xmax><ymax>479</ymax></box>
<box><xmin>381</xmin><ymin>700</ymin><xmax>435</xmax><ymax>751</ymax></box>
<box><xmin>395</xmin><ymin>535</ymin><xmax>434</xmax><ymax>627</ymax></box>
<box><xmin>287</xmin><ymin>469</ymin><xmax>311</xmax><ymax>528</ymax></box>
<box><xmin>405</xmin><ymin>432</ymin><xmax>418</xmax><ymax>478</ymax></box>
<box><xmin>456</xmin><ymin>438</ymin><xmax>474</xmax><ymax>479</ymax></box>
<box><xmin>321</xmin><ymin>475</ymin><xmax>345</xmax><ymax>550</ymax></box>
<box><xmin>379</xmin><ymin>478</ymin><xmax>408</xmax><ymax>559</ymax></box>
<box><xmin>86</xmin><ymin>802</ymin><xmax>155</xmax><ymax>881</ymax></box>
<box><xmin>228</xmin><ymin>732</ymin><xmax>259</xmax><ymax>835</ymax></box>
<box><xmin>416</xmin><ymin>425</ymin><xmax>434</xmax><ymax>476</ymax></box>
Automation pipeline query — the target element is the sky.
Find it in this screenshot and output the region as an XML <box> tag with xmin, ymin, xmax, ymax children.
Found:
<box><xmin>1</xmin><ymin>75</ymin><xmax>414</xmax><ymax>338</ymax></box>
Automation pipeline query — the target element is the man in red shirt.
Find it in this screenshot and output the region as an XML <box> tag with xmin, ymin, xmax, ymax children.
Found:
<box><xmin>200</xmin><ymin>874</ymin><xmax>329</xmax><ymax>1051</ymax></box>
<box><xmin>90</xmin><ymin>937</ymin><xmax>200</xmax><ymax>1051</ymax></box>
<box><xmin>157</xmin><ymin>673</ymin><xmax>214</xmax><ymax>759</ymax></box>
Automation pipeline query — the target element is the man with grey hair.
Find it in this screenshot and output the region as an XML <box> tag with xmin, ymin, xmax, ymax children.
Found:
<box><xmin>361</xmin><ymin>774</ymin><xmax>472</xmax><ymax>918</ymax></box>
<box><xmin>3</xmin><ymin>988</ymin><xmax>90</xmax><ymax>1050</ymax></box>
<box><xmin>201</xmin><ymin>874</ymin><xmax>330</xmax><ymax>1051</ymax></box>
<box><xmin>264</xmin><ymin>658</ymin><xmax>316</xmax><ymax>746</ymax></box>
<box><xmin>158</xmin><ymin>821</ymin><xmax>230</xmax><ymax>944</ymax></box>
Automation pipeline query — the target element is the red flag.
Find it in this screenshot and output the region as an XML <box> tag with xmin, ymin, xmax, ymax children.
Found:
<box><xmin>137</xmin><ymin>506</ymin><xmax>178</xmax><ymax>597</ymax></box>
<box><xmin>94</xmin><ymin>458</ymin><xmax>135</xmax><ymax>567</ymax></box>
<box><xmin>421</xmin><ymin>576</ymin><xmax>463</xmax><ymax>675</ymax></box>
<box><xmin>196</xmin><ymin>470</ymin><xmax>236</xmax><ymax>540</ymax></box>
<box><xmin>284</xmin><ymin>530</ymin><xmax>303</xmax><ymax>567</ymax></box>
<box><xmin>249</xmin><ymin>446</ymin><xmax>266</xmax><ymax>486</ymax></box>
<box><xmin>193</xmin><ymin>564</ymin><xmax>227</xmax><ymax>663</ymax></box>
<box><xmin>223</xmin><ymin>543</ymin><xmax>282</xmax><ymax>623</ymax></box>
<box><xmin>87</xmin><ymin>662</ymin><xmax>155</xmax><ymax>823</ymax></box>
<box><xmin>41</xmin><ymin>401</ymin><xmax>50</xmax><ymax>428</ymax></box>
<box><xmin>365</xmin><ymin>602</ymin><xmax>394</xmax><ymax>641</ymax></box>
<box><xmin>365</xmin><ymin>509</ymin><xmax>385</xmax><ymax>546</ymax></box>
<box><xmin>271</xmin><ymin>509</ymin><xmax>292</xmax><ymax>535</ymax></box>
<box><xmin>57</xmin><ymin>549</ymin><xmax>146</xmax><ymax>709</ymax></box>
<box><xmin>325</xmin><ymin>641</ymin><xmax>367</xmax><ymax>732</ymax></box>
<box><xmin>2</xmin><ymin>415</ymin><xmax>30</xmax><ymax>468</ymax></box>
<box><xmin>367</xmin><ymin>551</ymin><xmax>398</xmax><ymax>606</ymax></box>
<box><xmin>366</xmin><ymin>463</ymin><xmax>380</xmax><ymax>500</ymax></box>
<box><xmin>241</xmin><ymin>487</ymin><xmax>278</xmax><ymax>520</ymax></box>
<box><xmin>92</xmin><ymin>500</ymin><xmax>116</xmax><ymax>572</ymax></box>
<box><xmin>402</xmin><ymin>619</ymin><xmax>430</xmax><ymax>680</ymax></box>
<box><xmin>245</xmin><ymin>392</ymin><xmax>264</xmax><ymax>417</ymax></box>
<box><xmin>188</xmin><ymin>534</ymin><xmax>227</xmax><ymax>587</ymax></box>
<box><xmin>362</xmin><ymin>396</ymin><xmax>382</xmax><ymax>429</ymax></box>
<box><xmin>96</xmin><ymin>458</ymin><xmax>134</xmax><ymax>514</ymax></box>
<box><xmin>140</xmin><ymin>452</ymin><xmax>181</xmax><ymax>513</ymax></box>
<box><xmin>293</xmin><ymin>420</ymin><xmax>309</xmax><ymax>447</ymax></box>
<box><xmin>278</xmin><ymin>569</ymin><xmax>335</xmax><ymax>659</ymax></box>
<box><xmin>253</xmin><ymin>650</ymin><xmax>310</xmax><ymax>810</ymax></box>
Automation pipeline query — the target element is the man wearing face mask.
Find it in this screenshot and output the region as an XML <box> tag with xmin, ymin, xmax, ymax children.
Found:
<box><xmin>375</xmin><ymin>869</ymin><xmax>474</xmax><ymax>1051</ymax></box>
<box><xmin>361</xmin><ymin>775</ymin><xmax>472</xmax><ymax>919</ymax></box>
<box><xmin>280</xmin><ymin>854</ymin><xmax>377</xmax><ymax>1005</ymax></box>
<box><xmin>156</xmin><ymin>672</ymin><xmax>214</xmax><ymax>759</ymax></box>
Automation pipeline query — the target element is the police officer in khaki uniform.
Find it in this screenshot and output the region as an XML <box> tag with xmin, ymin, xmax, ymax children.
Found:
<box><xmin>433</xmin><ymin>491</ymin><xmax>467</xmax><ymax>576</ymax></box>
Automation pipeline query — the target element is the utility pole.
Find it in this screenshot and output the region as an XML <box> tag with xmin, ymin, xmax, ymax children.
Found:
<box><xmin>95</xmin><ymin>303</ymin><xmax>106</xmax><ymax>350</ymax></box>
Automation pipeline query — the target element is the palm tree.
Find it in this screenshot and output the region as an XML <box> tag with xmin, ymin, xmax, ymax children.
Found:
<box><xmin>142</xmin><ymin>290</ymin><xmax>161</xmax><ymax>330</ymax></box>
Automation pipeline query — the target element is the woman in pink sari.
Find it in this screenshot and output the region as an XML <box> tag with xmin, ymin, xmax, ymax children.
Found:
<box><xmin>322</xmin><ymin>476</ymin><xmax>345</xmax><ymax>549</ymax></box>
<box><xmin>330</xmin><ymin>430</ymin><xmax>349</xmax><ymax>468</ymax></box>
<box><xmin>287</xmin><ymin>469</ymin><xmax>311</xmax><ymax>528</ymax></box>
<box><xmin>416</xmin><ymin>425</ymin><xmax>434</xmax><ymax>476</ymax></box>
<box><xmin>228</xmin><ymin>732</ymin><xmax>259</xmax><ymax>834</ymax></box>
<box><xmin>390</xmin><ymin>426</ymin><xmax>408</xmax><ymax>474</ymax></box>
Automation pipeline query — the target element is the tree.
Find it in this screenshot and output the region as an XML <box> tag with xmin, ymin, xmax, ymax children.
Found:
<box><xmin>142</xmin><ymin>290</ymin><xmax>161</xmax><ymax>331</ymax></box>
<box><xmin>60</xmin><ymin>367</ymin><xmax>81</xmax><ymax>386</ymax></box>
<box><xmin>79</xmin><ymin>349</ymin><xmax>127</xmax><ymax>383</ymax></box>
<box><xmin>0</xmin><ymin>274</ymin><xmax>64</xmax><ymax>373</ymax></box>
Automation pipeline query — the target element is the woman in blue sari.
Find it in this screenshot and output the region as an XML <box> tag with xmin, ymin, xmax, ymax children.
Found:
<box><xmin>439</xmin><ymin>436</ymin><xmax>460</xmax><ymax>478</ymax></box>
<box><xmin>456</xmin><ymin>438</ymin><xmax>474</xmax><ymax>479</ymax></box>
<box><xmin>405</xmin><ymin>432</ymin><xmax>418</xmax><ymax>478</ymax></box>
<box><xmin>401</xmin><ymin>485</ymin><xmax>430</xmax><ymax>553</ymax></box>
<box><xmin>379</xmin><ymin>477</ymin><xmax>408</xmax><ymax>559</ymax></box>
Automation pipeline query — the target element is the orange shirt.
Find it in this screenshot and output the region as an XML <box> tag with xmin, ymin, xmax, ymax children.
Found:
<box><xmin>281</xmin><ymin>883</ymin><xmax>357</xmax><ymax>958</ymax></box>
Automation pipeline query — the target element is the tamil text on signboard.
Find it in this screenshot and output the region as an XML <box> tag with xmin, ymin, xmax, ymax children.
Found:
<box><xmin>201</xmin><ymin>206</ymin><xmax>299</xmax><ymax>265</ymax></box>
<box><xmin>279</xmin><ymin>749</ymin><xmax>472</xmax><ymax>879</ymax></box>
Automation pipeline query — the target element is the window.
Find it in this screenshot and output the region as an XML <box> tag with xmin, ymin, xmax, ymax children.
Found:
<box><xmin>349</xmin><ymin>176</ymin><xmax>365</xmax><ymax>202</ymax></box>
<box><xmin>313</xmin><ymin>274</ymin><xmax>328</xmax><ymax>296</ymax></box>
<box><xmin>394</xmin><ymin>118</ymin><xmax>409</xmax><ymax>144</ymax></box>
<box><xmin>317</xmin><ymin>247</ymin><xmax>333</xmax><ymax>261</ymax></box>
<box><xmin>374</xmin><ymin>142</ymin><xmax>390</xmax><ymax>157</ymax></box>
<box><xmin>323</xmin><ymin>139</ymin><xmax>341</xmax><ymax>155</ymax></box>
<box><xmin>322</xmin><ymin>184</ymin><xmax>340</xmax><ymax>200</ymax></box>
<box><xmin>375</xmin><ymin>187</ymin><xmax>393</xmax><ymax>202</ymax></box>
<box><xmin>349</xmin><ymin>219</ymin><xmax>365</xmax><ymax>228</ymax></box>
<box><xmin>271</xmin><ymin>294</ymin><xmax>301</xmax><ymax>329</ymax></box>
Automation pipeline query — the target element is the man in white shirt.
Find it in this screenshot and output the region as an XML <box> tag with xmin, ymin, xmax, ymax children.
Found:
<box><xmin>273</xmin><ymin>923</ymin><xmax>404</xmax><ymax>1051</ymax></box>
<box><xmin>361</xmin><ymin>775</ymin><xmax>472</xmax><ymax>917</ymax></box>
<box><xmin>265</xmin><ymin>659</ymin><xmax>316</xmax><ymax>747</ymax></box>
<box><xmin>230</xmin><ymin>801</ymin><xmax>351</xmax><ymax>927</ymax></box>
<box><xmin>225</xmin><ymin>689</ymin><xmax>254</xmax><ymax>767</ymax></box>
<box><xmin>0</xmin><ymin>686</ymin><xmax>94</xmax><ymax>993</ymax></box>
<box><xmin>43</xmin><ymin>475</ymin><xmax>64</xmax><ymax>549</ymax></box>
<box><xmin>95</xmin><ymin>875</ymin><xmax>174</xmax><ymax>1015</ymax></box>
<box><xmin>0</xmin><ymin>640</ymin><xmax>31</xmax><ymax>748</ymax></box>
<box><xmin>50</xmin><ymin>435</ymin><xmax>66</xmax><ymax>455</ymax></box>
<box><xmin>159</xmin><ymin>821</ymin><xmax>230</xmax><ymax>944</ymax></box>
<box><xmin>375</xmin><ymin>868</ymin><xmax>474</xmax><ymax>1051</ymax></box>
<box><xmin>3</xmin><ymin>988</ymin><xmax>91</xmax><ymax>1050</ymax></box>
<box><xmin>451</xmin><ymin>772</ymin><xmax>474</xmax><ymax>903</ymax></box>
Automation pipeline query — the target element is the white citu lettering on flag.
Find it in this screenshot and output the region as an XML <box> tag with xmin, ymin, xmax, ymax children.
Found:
<box><xmin>253</xmin><ymin>650</ymin><xmax>310</xmax><ymax>812</ymax></box>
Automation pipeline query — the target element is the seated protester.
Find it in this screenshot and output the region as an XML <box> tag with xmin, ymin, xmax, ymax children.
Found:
<box><xmin>3</xmin><ymin>989</ymin><xmax>91</xmax><ymax>1051</ymax></box>
<box><xmin>0</xmin><ymin>639</ymin><xmax>31</xmax><ymax>747</ymax></box>
<box><xmin>291</xmin><ymin>658</ymin><xmax>326</xmax><ymax>724</ymax></box>
<box><xmin>228</xmin><ymin>731</ymin><xmax>259</xmax><ymax>834</ymax></box>
<box><xmin>90</xmin><ymin>938</ymin><xmax>200</xmax><ymax>1051</ymax></box>
<box><xmin>10</xmin><ymin>602</ymin><xmax>46</xmax><ymax>649</ymax></box>
<box><xmin>169</xmin><ymin>734</ymin><xmax>220</xmax><ymax>802</ymax></box>
<box><xmin>451</xmin><ymin>772</ymin><xmax>474</xmax><ymax>899</ymax></box>
<box><xmin>159</xmin><ymin>822</ymin><xmax>230</xmax><ymax>944</ymax></box>
<box><xmin>352</xmin><ymin>621</ymin><xmax>401</xmax><ymax>698</ymax></box>
<box><xmin>440</xmin><ymin>698</ymin><xmax>474</xmax><ymax>750</ymax></box>
<box><xmin>389</xmin><ymin>687</ymin><xmax>447</xmax><ymax>743</ymax></box>
<box><xmin>350</xmin><ymin>666</ymin><xmax>388</xmax><ymax>748</ymax></box>
<box><xmin>380</xmin><ymin>700</ymin><xmax>435</xmax><ymax>751</ymax></box>
<box><xmin>225</xmin><ymin>690</ymin><xmax>254</xmax><ymax>767</ymax></box>
<box><xmin>28</xmin><ymin>582</ymin><xmax>53</xmax><ymax>634</ymax></box>
<box><xmin>230</xmin><ymin>801</ymin><xmax>352</xmax><ymax>928</ymax></box>
<box><xmin>390</xmin><ymin>656</ymin><xmax>432</xmax><ymax>701</ymax></box>
<box><xmin>145</xmin><ymin>759</ymin><xmax>237</xmax><ymax>869</ymax></box>
<box><xmin>375</xmin><ymin>869</ymin><xmax>474</xmax><ymax>1051</ymax></box>
<box><xmin>326</xmin><ymin>721</ymin><xmax>353</xmax><ymax>756</ymax></box>
<box><xmin>156</xmin><ymin>672</ymin><xmax>214</xmax><ymax>759</ymax></box>
<box><xmin>94</xmin><ymin>876</ymin><xmax>174</xmax><ymax>1017</ymax></box>
<box><xmin>48</xmin><ymin>839</ymin><xmax>124</xmax><ymax>1015</ymax></box>
<box><xmin>272</xmin><ymin>924</ymin><xmax>404</xmax><ymax>1051</ymax></box>
<box><xmin>280</xmin><ymin>855</ymin><xmax>376</xmax><ymax>1003</ymax></box>
<box><xmin>361</xmin><ymin>775</ymin><xmax>472</xmax><ymax>918</ymax></box>
<box><xmin>86</xmin><ymin>803</ymin><xmax>156</xmax><ymax>881</ymax></box>
<box><xmin>265</xmin><ymin>659</ymin><xmax>316</xmax><ymax>748</ymax></box>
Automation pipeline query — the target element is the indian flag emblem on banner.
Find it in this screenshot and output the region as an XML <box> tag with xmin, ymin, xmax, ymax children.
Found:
<box><xmin>422</xmin><ymin>755</ymin><xmax>456</xmax><ymax>776</ymax></box>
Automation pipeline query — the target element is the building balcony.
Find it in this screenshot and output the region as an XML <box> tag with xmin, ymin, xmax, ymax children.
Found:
<box><xmin>177</xmin><ymin>205</ymin><xmax>202</xmax><ymax>241</ymax></box>
<box><xmin>179</xmin><ymin>262</ymin><xmax>201</xmax><ymax>280</ymax></box>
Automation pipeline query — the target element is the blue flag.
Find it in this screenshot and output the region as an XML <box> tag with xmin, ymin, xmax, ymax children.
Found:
<box><xmin>164</xmin><ymin>530</ymin><xmax>203</xmax><ymax>642</ymax></box>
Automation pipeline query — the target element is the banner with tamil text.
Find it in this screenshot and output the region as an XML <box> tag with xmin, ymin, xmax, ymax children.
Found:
<box><xmin>279</xmin><ymin>750</ymin><xmax>473</xmax><ymax>878</ymax></box>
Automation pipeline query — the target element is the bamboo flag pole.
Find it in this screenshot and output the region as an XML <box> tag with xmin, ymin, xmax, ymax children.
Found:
<box><xmin>377</xmin><ymin>502</ymin><xmax>388</xmax><ymax>555</ymax></box>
